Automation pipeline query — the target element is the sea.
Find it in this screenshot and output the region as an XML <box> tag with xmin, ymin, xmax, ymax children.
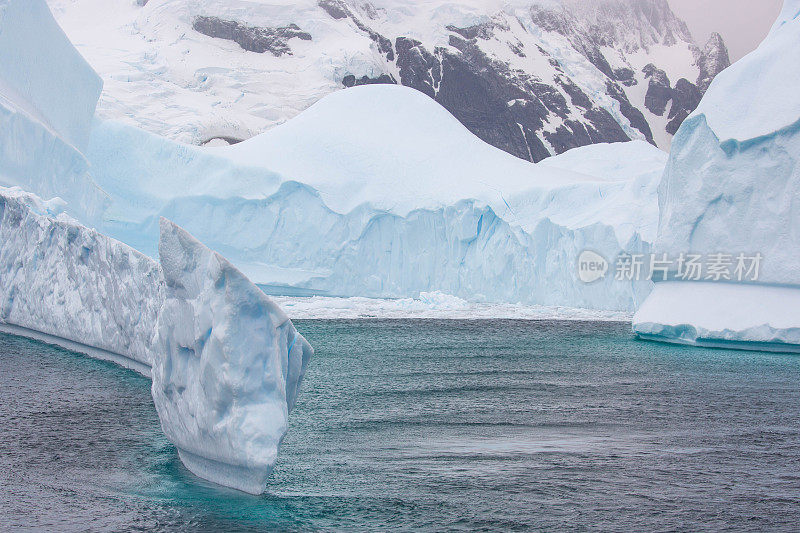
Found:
<box><xmin>2</xmin><ymin>320</ymin><xmax>800</xmax><ymax>531</ymax></box>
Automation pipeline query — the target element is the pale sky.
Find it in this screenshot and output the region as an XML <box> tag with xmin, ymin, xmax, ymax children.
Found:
<box><xmin>668</xmin><ymin>0</ymin><xmax>783</xmax><ymax>61</ymax></box>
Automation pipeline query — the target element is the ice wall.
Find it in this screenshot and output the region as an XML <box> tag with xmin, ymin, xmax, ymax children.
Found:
<box><xmin>153</xmin><ymin>219</ymin><xmax>313</xmax><ymax>494</ymax></box>
<box><xmin>0</xmin><ymin>0</ymin><xmax>107</xmax><ymax>222</ymax></box>
<box><xmin>0</xmin><ymin>0</ymin><xmax>101</xmax><ymax>150</ymax></box>
<box><xmin>0</xmin><ymin>187</ymin><xmax>162</xmax><ymax>372</ymax></box>
<box><xmin>633</xmin><ymin>0</ymin><xmax>800</xmax><ymax>350</ymax></box>
<box><xmin>87</xmin><ymin>86</ymin><xmax>667</xmax><ymax>311</ymax></box>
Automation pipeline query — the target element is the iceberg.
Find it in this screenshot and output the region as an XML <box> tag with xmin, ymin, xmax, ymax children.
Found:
<box><xmin>153</xmin><ymin>219</ymin><xmax>312</xmax><ymax>494</ymax></box>
<box><xmin>86</xmin><ymin>86</ymin><xmax>666</xmax><ymax>311</ymax></box>
<box><xmin>0</xmin><ymin>0</ymin><xmax>107</xmax><ymax>223</ymax></box>
<box><xmin>633</xmin><ymin>0</ymin><xmax>800</xmax><ymax>351</ymax></box>
<box><xmin>0</xmin><ymin>187</ymin><xmax>313</xmax><ymax>492</ymax></box>
<box><xmin>0</xmin><ymin>187</ymin><xmax>161</xmax><ymax>373</ymax></box>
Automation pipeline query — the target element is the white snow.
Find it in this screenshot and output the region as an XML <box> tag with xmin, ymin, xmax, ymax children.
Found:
<box><xmin>46</xmin><ymin>0</ymin><xmax>701</xmax><ymax>149</ymax></box>
<box><xmin>152</xmin><ymin>218</ymin><xmax>313</xmax><ymax>495</ymax></box>
<box><xmin>633</xmin><ymin>1</ymin><xmax>800</xmax><ymax>352</ymax></box>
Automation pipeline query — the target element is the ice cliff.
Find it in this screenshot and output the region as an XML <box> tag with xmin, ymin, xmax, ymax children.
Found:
<box><xmin>0</xmin><ymin>188</ymin><xmax>313</xmax><ymax>492</ymax></box>
<box><xmin>87</xmin><ymin>85</ymin><xmax>666</xmax><ymax>311</ymax></box>
<box><xmin>633</xmin><ymin>0</ymin><xmax>800</xmax><ymax>351</ymax></box>
<box><xmin>154</xmin><ymin>219</ymin><xmax>312</xmax><ymax>494</ymax></box>
<box><xmin>0</xmin><ymin>0</ymin><xmax>107</xmax><ymax>222</ymax></box>
<box><xmin>0</xmin><ymin>187</ymin><xmax>161</xmax><ymax>373</ymax></box>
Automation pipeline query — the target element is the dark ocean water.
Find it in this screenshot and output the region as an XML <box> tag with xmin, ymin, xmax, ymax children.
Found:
<box><xmin>2</xmin><ymin>320</ymin><xmax>800</xmax><ymax>531</ymax></box>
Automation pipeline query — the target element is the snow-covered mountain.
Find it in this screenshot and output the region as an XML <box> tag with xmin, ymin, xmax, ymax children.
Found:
<box><xmin>47</xmin><ymin>0</ymin><xmax>729</xmax><ymax>160</ymax></box>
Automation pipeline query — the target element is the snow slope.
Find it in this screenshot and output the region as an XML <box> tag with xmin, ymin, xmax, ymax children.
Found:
<box><xmin>0</xmin><ymin>0</ymin><xmax>107</xmax><ymax>222</ymax></box>
<box><xmin>633</xmin><ymin>0</ymin><xmax>800</xmax><ymax>351</ymax></box>
<box><xmin>87</xmin><ymin>84</ymin><xmax>666</xmax><ymax>311</ymax></box>
<box><xmin>153</xmin><ymin>219</ymin><xmax>313</xmax><ymax>494</ymax></box>
<box><xmin>47</xmin><ymin>0</ymin><xmax>726</xmax><ymax>157</ymax></box>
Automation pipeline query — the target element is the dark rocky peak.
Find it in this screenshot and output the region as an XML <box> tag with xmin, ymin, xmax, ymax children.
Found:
<box><xmin>393</xmin><ymin>33</ymin><xmax>630</xmax><ymax>162</ymax></box>
<box><xmin>318</xmin><ymin>0</ymin><xmax>349</xmax><ymax>19</ymax></box>
<box><xmin>670</xmin><ymin>78</ymin><xmax>702</xmax><ymax>117</ymax></box>
<box><xmin>192</xmin><ymin>17</ymin><xmax>311</xmax><ymax>56</ymax></box>
<box><xmin>696</xmin><ymin>32</ymin><xmax>730</xmax><ymax>91</ymax></box>
<box><xmin>665</xmin><ymin>78</ymin><xmax>702</xmax><ymax>134</ymax></box>
<box><xmin>643</xmin><ymin>63</ymin><xmax>671</xmax><ymax>116</ymax></box>
<box><xmin>529</xmin><ymin>0</ymin><xmax>693</xmax><ymax>53</ymax></box>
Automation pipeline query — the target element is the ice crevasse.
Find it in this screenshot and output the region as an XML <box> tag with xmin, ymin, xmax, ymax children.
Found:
<box><xmin>0</xmin><ymin>188</ymin><xmax>313</xmax><ymax>493</ymax></box>
<box><xmin>633</xmin><ymin>0</ymin><xmax>800</xmax><ymax>351</ymax></box>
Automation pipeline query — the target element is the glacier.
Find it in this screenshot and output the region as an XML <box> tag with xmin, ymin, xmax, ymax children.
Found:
<box><xmin>0</xmin><ymin>186</ymin><xmax>313</xmax><ymax>492</ymax></box>
<box><xmin>154</xmin><ymin>219</ymin><xmax>313</xmax><ymax>494</ymax></box>
<box><xmin>87</xmin><ymin>85</ymin><xmax>665</xmax><ymax>311</ymax></box>
<box><xmin>633</xmin><ymin>0</ymin><xmax>800</xmax><ymax>351</ymax></box>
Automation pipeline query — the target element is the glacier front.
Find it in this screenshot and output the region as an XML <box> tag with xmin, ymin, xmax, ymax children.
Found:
<box><xmin>633</xmin><ymin>0</ymin><xmax>800</xmax><ymax>351</ymax></box>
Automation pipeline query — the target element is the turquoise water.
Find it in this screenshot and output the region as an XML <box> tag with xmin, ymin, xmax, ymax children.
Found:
<box><xmin>2</xmin><ymin>320</ymin><xmax>800</xmax><ymax>531</ymax></box>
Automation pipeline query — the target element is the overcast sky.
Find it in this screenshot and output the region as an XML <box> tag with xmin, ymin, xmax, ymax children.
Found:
<box><xmin>668</xmin><ymin>0</ymin><xmax>783</xmax><ymax>61</ymax></box>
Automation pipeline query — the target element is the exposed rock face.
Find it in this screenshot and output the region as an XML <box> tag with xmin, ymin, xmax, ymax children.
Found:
<box><xmin>318</xmin><ymin>0</ymin><xmax>394</xmax><ymax>60</ymax></box>
<box><xmin>391</xmin><ymin>33</ymin><xmax>630</xmax><ymax>162</ymax></box>
<box><xmin>192</xmin><ymin>16</ymin><xmax>311</xmax><ymax>56</ymax></box>
<box><xmin>342</xmin><ymin>73</ymin><xmax>396</xmax><ymax>87</ymax></box>
<box><xmin>697</xmin><ymin>32</ymin><xmax>731</xmax><ymax>91</ymax></box>
<box><xmin>323</xmin><ymin>0</ymin><xmax>727</xmax><ymax>159</ymax></box>
<box><xmin>640</xmin><ymin>33</ymin><xmax>729</xmax><ymax>135</ymax></box>
<box><xmin>666</xmin><ymin>78</ymin><xmax>702</xmax><ymax>134</ymax></box>
<box><xmin>644</xmin><ymin>64</ymin><xmax>672</xmax><ymax>116</ymax></box>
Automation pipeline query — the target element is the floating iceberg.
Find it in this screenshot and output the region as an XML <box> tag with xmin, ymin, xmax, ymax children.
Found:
<box><xmin>87</xmin><ymin>86</ymin><xmax>666</xmax><ymax>311</ymax></box>
<box><xmin>0</xmin><ymin>187</ymin><xmax>313</xmax><ymax>492</ymax></box>
<box><xmin>153</xmin><ymin>219</ymin><xmax>312</xmax><ymax>494</ymax></box>
<box><xmin>633</xmin><ymin>0</ymin><xmax>800</xmax><ymax>351</ymax></box>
